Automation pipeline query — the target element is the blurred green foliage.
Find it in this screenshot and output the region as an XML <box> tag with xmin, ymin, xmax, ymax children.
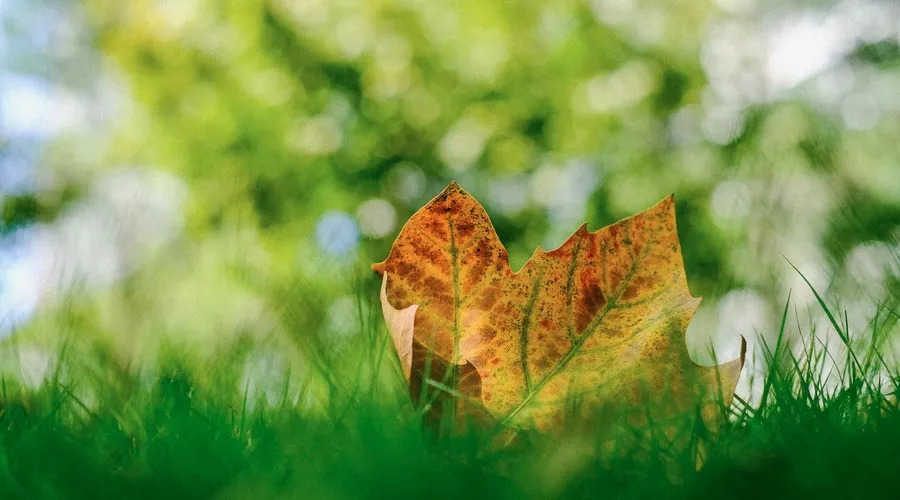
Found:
<box><xmin>1</xmin><ymin>0</ymin><xmax>897</xmax><ymax>371</ymax></box>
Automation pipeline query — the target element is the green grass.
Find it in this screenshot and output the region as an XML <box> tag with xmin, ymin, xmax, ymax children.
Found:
<box><xmin>0</xmin><ymin>275</ymin><xmax>898</xmax><ymax>499</ymax></box>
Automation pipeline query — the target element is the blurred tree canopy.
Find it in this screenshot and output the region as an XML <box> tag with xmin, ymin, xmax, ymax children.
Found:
<box><xmin>2</xmin><ymin>0</ymin><xmax>898</xmax><ymax>377</ymax></box>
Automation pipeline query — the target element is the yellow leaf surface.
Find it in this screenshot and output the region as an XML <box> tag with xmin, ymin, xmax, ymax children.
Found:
<box><xmin>373</xmin><ymin>182</ymin><xmax>744</xmax><ymax>428</ymax></box>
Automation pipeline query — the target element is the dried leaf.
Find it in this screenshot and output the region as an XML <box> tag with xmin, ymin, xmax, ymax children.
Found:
<box><xmin>374</xmin><ymin>182</ymin><xmax>744</xmax><ymax>428</ymax></box>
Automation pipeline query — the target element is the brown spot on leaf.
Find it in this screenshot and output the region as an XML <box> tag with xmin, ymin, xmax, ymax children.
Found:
<box><xmin>456</xmin><ymin>220</ymin><xmax>475</xmax><ymax>238</ymax></box>
<box><xmin>479</xmin><ymin>324</ymin><xmax>497</xmax><ymax>339</ymax></box>
<box><xmin>575</xmin><ymin>270</ymin><xmax>607</xmax><ymax>333</ymax></box>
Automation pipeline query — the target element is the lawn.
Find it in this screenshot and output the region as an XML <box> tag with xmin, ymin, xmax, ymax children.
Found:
<box><xmin>1</xmin><ymin>279</ymin><xmax>897</xmax><ymax>499</ymax></box>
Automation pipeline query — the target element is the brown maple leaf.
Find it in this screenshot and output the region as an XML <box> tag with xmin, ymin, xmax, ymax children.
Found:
<box><xmin>373</xmin><ymin>182</ymin><xmax>744</xmax><ymax>428</ymax></box>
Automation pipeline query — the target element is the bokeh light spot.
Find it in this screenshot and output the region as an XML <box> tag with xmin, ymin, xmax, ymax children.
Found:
<box><xmin>328</xmin><ymin>295</ymin><xmax>360</xmax><ymax>337</ymax></box>
<box><xmin>315</xmin><ymin>211</ymin><xmax>359</xmax><ymax>256</ymax></box>
<box><xmin>356</xmin><ymin>199</ymin><xmax>397</xmax><ymax>238</ymax></box>
<box><xmin>286</xmin><ymin>116</ymin><xmax>343</xmax><ymax>155</ymax></box>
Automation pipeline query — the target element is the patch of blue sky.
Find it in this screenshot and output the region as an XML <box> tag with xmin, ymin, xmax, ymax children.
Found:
<box><xmin>0</xmin><ymin>225</ymin><xmax>44</xmax><ymax>337</ymax></box>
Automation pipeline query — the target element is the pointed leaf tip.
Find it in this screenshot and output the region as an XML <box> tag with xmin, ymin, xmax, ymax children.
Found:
<box><xmin>444</xmin><ymin>180</ymin><xmax>465</xmax><ymax>194</ymax></box>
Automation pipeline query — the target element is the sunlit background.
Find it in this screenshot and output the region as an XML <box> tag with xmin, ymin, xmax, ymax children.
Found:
<box><xmin>0</xmin><ymin>0</ymin><xmax>898</xmax><ymax>401</ymax></box>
